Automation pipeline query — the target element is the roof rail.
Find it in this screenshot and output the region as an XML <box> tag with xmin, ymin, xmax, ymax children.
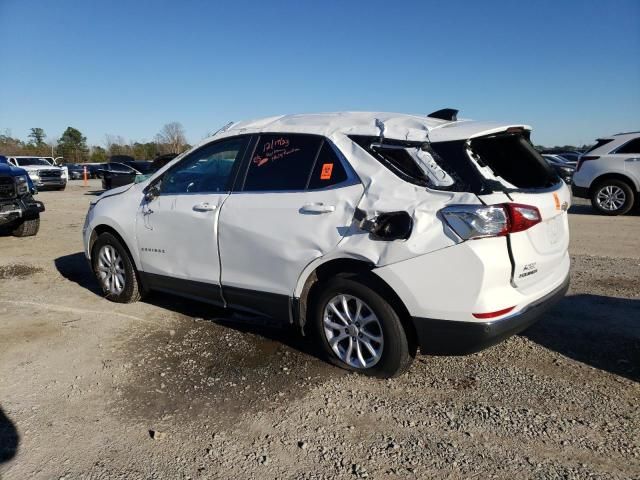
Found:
<box><xmin>613</xmin><ymin>131</ymin><xmax>640</xmax><ymax>136</ymax></box>
<box><xmin>427</xmin><ymin>108</ymin><xmax>458</xmax><ymax>121</ymax></box>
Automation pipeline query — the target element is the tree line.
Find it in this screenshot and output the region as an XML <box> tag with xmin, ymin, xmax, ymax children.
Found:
<box><xmin>0</xmin><ymin>122</ymin><xmax>190</xmax><ymax>164</ymax></box>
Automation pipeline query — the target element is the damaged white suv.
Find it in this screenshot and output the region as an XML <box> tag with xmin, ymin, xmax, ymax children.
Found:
<box><xmin>83</xmin><ymin>111</ymin><xmax>570</xmax><ymax>378</ymax></box>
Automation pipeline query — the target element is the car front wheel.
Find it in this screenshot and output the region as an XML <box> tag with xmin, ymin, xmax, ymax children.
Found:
<box><xmin>92</xmin><ymin>232</ymin><xmax>141</xmax><ymax>303</ymax></box>
<box><xmin>591</xmin><ymin>179</ymin><xmax>635</xmax><ymax>215</ymax></box>
<box><xmin>312</xmin><ymin>276</ymin><xmax>414</xmax><ymax>378</ymax></box>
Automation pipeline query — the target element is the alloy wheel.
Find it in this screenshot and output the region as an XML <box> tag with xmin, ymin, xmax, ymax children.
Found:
<box><xmin>596</xmin><ymin>185</ymin><xmax>626</xmax><ymax>211</ymax></box>
<box><xmin>96</xmin><ymin>245</ymin><xmax>126</xmax><ymax>295</ymax></box>
<box><xmin>322</xmin><ymin>294</ymin><xmax>384</xmax><ymax>369</ymax></box>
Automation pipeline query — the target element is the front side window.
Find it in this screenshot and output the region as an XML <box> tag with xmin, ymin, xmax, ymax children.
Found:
<box><xmin>160</xmin><ymin>137</ymin><xmax>247</xmax><ymax>195</ymax></box>
<box><xmin>243</xmin><ymin>134</ymin><xmax>323</xmax><ymax>191</ymax></box>
<box><xmin>616</xmin><ymin>138</ymin><xmax>640</xmax><ymax>154</ymax></box>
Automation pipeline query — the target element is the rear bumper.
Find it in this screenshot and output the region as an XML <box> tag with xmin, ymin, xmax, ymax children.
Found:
<box><xmin>571</xmin><ymin>185</ymin><xmax>589</xmax><ymax>199</ymax></box>
<box><xmin>412</xmin><ymin>274</ymin><xmax>570</xmax><ymax>355</ymax></box>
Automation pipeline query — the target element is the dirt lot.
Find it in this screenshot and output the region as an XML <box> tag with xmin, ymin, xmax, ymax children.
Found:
<box><xmin>0</xmin><ymin>180</ymin><xmax>638</xmax><ymax>479</ymax></box>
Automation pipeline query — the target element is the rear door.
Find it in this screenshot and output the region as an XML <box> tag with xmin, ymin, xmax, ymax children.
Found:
<box><xmin>218</xmin><ymin>134</ymin><xmax>363</xmax><ymax>317</ymax></box>
<box><xmin>617</xmin><ymin>138</ymin><xmax>640</xmax><ymax>187</ymax></box>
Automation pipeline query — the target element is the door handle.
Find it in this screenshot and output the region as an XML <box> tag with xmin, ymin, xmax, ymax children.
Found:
<box><xmin>624</xmin><ymin>157</ymin><xmax>640</xmax><ymax>162</ymax></box>
<box><xmin>300</xmin><ymin>203</ymin><xmax>335</xmax><ymax>214</ymax></box>
<box><xmin>193</xmin><ymin>202</ymin><xmax>217</xmax><ymax>212</ymax></box>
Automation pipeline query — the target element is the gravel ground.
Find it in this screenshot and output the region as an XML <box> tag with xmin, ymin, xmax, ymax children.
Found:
<box><xmin>0</xmin><ymin>182</ymin><xmax>638</xmax><ymax>479</ymax></box>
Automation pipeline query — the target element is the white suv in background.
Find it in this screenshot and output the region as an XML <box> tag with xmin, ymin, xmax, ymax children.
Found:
<box><xmin>572</xmin><ymin>132</ymin><xmax>640</xmax><ymax>215</ymax></box>
<box><xmin>83</xmin><ymin>111</ymin><xmax>570</xmax><ymax>378</ymax></box>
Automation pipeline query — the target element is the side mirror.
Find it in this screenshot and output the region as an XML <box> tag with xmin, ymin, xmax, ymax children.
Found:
<box><xmin>144</xmin><ymin>185</ymin><xmax>160</xmax><ymax>202</ymax></box>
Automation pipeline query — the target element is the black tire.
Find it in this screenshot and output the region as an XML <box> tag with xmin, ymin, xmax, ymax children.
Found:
<box><xmin>311</xmin><ymin>276</ymin><xmax>414</xmax><ymax>378</ymax></box>
<box><xmin>11</xmin><ymin>217</ymin><xmax>40</xmax><ymax>237</ymax></box>
<box><xmin>91</xmin><ymin>232</ymin><xmax>141</xmax><ymax>303</ymax></box>
<box><xmin>590</xmin><ymin>179</ymin><xmax>635</xmax><ymax>216</ymax></box>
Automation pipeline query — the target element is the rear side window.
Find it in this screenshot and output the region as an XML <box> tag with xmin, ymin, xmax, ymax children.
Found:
<box><xmin>616</xmin><ymin>138</ymin><xmax>640</xmax><ymax>154</ymax></box>
<box><xmin>308</xmin><ymin>142</ymin><xmax>348</xmax><ymax>189</ymax></box>
<box><xmin>350</xmin><ymin>135</ymin><xmax>487</xmax><ymax>193</ymax></box>
<box><xmin>243</xmin><ymin>134</ymin><xmax>322</xmax><ymax>191</ymax></box>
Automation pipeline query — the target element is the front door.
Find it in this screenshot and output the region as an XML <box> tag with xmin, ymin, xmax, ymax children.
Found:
<box><xmin>136</xmin><ymin>136</ymin><xmax>250</xmax><ymax>303</ymax></box>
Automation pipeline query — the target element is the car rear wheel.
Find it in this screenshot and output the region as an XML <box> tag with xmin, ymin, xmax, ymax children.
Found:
<box><xmin>92</xmin><ymin>232</ymin><xmax>141</xmax><ymax>303</ymax></box>
<box><xmin>591</xmin><ymin>179</ymin><xmax>635</xmax><ymax>215</ymax></box>
<box><xmin>312</xmin><ymin>276</ymin><xmax>414</xmax><ymax>378</ymax></box>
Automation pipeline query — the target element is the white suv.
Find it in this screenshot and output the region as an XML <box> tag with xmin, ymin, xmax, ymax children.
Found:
<box><xmin>83</xmin><ymin>111</ymin><xmax>570</xmax><ymax>378</ymax></box>
<box><xmin>572</xmin><ymin>132</ymin><xmax>640</xmax><ymax>215</ymax></box>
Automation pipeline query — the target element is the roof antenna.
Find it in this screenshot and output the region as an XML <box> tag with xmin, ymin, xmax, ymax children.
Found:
<box><xmin>375</xmin><ymin>118</ymin><xmax>385</xmax><ymax>145</ymax></box>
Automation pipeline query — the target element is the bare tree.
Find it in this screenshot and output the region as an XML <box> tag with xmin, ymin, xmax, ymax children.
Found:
<box><xmin>156</xmin><ymin>122</ymin><xmax>186</xmax><ymax>154</ymax></box>
<box><xmin>104</xmin><ymin>134</ymin><xmax>128</xmax><ymax>156</ymax></box>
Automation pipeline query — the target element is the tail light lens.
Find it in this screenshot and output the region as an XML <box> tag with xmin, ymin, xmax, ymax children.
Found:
<box><xmin>441</xmin><ymin>203</ymin><xmax>541</xmax><ymax>240</ymax></box>
<box><xmin>576</xmin><ymin>155</ymin><xmax>599</xmax><ymax>172</ymax></box>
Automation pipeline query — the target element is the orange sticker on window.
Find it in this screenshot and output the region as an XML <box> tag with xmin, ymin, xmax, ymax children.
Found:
<box><xmin>320</xmin><ymin>163</ymin><xmax>333</xmax><ymax>180</ymax></box>
<box><xmin>553</xmin><ymin>192</ymin><xmax>561</xmax><ymax>210</ymax></box>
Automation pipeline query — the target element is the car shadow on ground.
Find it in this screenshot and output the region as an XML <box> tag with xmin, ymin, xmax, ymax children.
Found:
<box><xmin>0</xmin><ymin>407</ymin><xmax>19</xmax><ymax>464</ymax></box>
<box><xmin>53</xmin><ymin>252</ymin><xmax>325</xmax><ymax>362</ymax></box>
<box><xmin>569</xmin><ymin>203</ymin><xmax>640</xmax><ymax>216</ymax></box>
<box><xmin>83</xmin><ymin>190</ymin><xmax>104</xmax><ymax>196</ymax></box>
<box><xmin>54</xmin><ymin>252</ymin><xmax>102</xmax><ymax>295</ymax></box>
<box><xmin>143</xmin><ymin>291</ymin><xmax>325</xmax><ymax>362</ymax></box>
<box><xmin>522</xmin><ymin>294</ymin><xmax>640</xmax><ymax>381</ymax></box>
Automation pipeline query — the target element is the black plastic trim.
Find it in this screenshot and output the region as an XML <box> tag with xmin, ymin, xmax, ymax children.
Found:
<box><xmin>139</xmin><ymin>272</ymin><xmax>224</xmax><ymax>306</ymax></box>
<box><xmin>412</xmin><ymin>274</ymin><xmax>570</xmax><ymax>355</ymax></box>
<box><xmin>223</xmin><ymin>285</ymin><xmax>290</xmax><ymax>324</ymax></box>
<box><xmin>571</xmin><ymin>185</ymin><xmax>589</xmax><ymax>199</ymax></box>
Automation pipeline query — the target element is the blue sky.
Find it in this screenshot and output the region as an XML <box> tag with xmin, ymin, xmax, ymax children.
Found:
<box><xmin>0</xmin><ymin>0</ymin><xmax>638</xmax><ymax>148</ymax></box>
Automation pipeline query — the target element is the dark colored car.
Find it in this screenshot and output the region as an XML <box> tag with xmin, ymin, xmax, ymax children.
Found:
<box><xmin>542</xmin><ymin>155</ymin><xmax>575</xmax><ymax>184</ymax></box>
<box><xmin>0</xmin><ymin>156</ymin><xmax>45</xmax><ymax>237</ymax></box>
<box><xmin>66</xmin><ymin>164</ymin><xmax>85</xmax><ymax>180</ymax></box>
<box><xmin>100</xmin><ymin>161</ymin><xmax>155</xmax><ymax>190</ymax></box>
<box><xmin>150</xmin><ymin>153</ymin><xmax>178</xmax><ymax>171</ymax></box>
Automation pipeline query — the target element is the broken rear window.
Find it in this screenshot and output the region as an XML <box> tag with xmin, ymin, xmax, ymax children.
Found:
<box><xmin>349</xmin><ymin>135</ymin><xmax>487</xmax><ymax>193</ymax></box>
<box><xmin>469</xmin><ymin>133</ymin><xmax>559</xmax><ymax>189</ymax></box>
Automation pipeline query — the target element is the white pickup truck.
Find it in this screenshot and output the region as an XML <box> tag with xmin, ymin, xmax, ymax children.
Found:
<box><xmin>6</xmin><ymin>156</ymin><xmax>67</xmax><ymax>191</ymax></box>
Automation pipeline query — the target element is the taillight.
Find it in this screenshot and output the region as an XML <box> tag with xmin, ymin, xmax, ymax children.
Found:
<box><xmin>576</xmin><ymin>155</ymin><xmax>599</xmax><ymax>172</ymax></box>
<box><xmin>507</xmin><ymin>203</ymin><xmax>542</xmax><ymax>233</ymax></box>
<box><xmin>440</xmin><ymin>203</ymin><xmax>541</xmax><ymax>240</ymax></box>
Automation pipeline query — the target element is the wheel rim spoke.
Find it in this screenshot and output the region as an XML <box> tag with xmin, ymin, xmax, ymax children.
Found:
<box><xmin>322</xmin><ymin>294</ymin><xmax>384</xmax><ymax>369</ymax></box>
<box><xmin>328</xmin><ymin>302</ymin><xmax>349</xmax><ymax>325</ymax></box>
<box><xmin>97</xmin><ymin>245</ymin><xmax>125</xmax><ymax>295</ymax></box>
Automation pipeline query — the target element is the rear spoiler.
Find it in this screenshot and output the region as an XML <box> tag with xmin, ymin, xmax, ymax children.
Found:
<box><xmin>427</xmin><ymin>108</ymin><xmax>458</xmax><ymax>121</ymax></box>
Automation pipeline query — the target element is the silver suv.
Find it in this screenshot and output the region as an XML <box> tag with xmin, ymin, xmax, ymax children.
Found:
<box><xmin>572</xmin><ymin>132</ymin><xmax>640</xmax><ymax>215</ymax></box>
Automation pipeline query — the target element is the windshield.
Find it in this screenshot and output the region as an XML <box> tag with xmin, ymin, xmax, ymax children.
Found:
<box><xmin>16</xmin><ymin>158</ymin><xmax>53</xmax><ymax>166</ymax></box>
